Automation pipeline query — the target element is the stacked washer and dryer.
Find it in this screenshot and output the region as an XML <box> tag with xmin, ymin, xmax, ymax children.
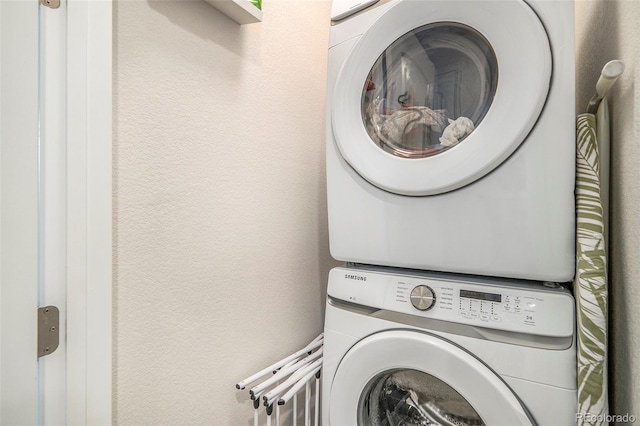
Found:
<box><xmin>322</xmin><ymin>0</ymin><xmax>578</xmax><ymax>425</ymax></box>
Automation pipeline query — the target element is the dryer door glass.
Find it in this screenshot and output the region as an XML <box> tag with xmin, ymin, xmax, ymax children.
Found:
<box><xmin>359</xmin><ymin>369</ymin><xmax>484</xmax><ymax>426</ymax></box>
<box><xmin>362</xmin><ymin>23</ymin><xmax>498</xmax><ymax>159</ymax></box>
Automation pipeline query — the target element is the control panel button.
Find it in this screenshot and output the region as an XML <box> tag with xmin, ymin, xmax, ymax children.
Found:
<box><xmin>410</xmin><ymin>285</ymin><xmax>436</xmax><ymax>311</ymax></box>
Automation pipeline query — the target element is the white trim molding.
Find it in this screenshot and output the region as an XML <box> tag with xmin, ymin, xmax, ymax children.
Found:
<box><xmin>66</xmin><ymin>0</ymin><xmax>112</xmax><ymax>423</ymax></box>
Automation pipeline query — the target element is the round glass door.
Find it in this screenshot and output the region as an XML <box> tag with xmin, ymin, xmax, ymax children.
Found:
<box><xmin>362</xmin><ymin>23</ymin><xmax>498</xmax><ymax>159</ymax></box>
<box><xmin>360</xmin><ymin>369</ymin><xmax>484</xmax><ymax>426</ymax></box>
<box><xmin>328</xmin><ymin>330</ymin><xmax>534</xmax><ymax>425</ymax></box>
<box><xmin>331</xmin><ymin>0</ymin><xmax>551</xmax><ymax>196</ymax></box>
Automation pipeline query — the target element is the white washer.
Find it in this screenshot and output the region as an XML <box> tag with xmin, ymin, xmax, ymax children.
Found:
<box><xmin>326</xmin><ymin>0</ymin><xmax>575</xmax><ymax>281</ymax></box>
<box><xmin>322</xmin><ymin>266</ymin><xmax>577</xmax><ymax>425</ymax></box>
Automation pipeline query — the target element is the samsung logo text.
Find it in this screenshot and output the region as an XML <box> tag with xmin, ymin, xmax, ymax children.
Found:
<box><xmin>345</xmin><ymin>274</ymin><xmax>367</xmax><ymax>282</ymax></box>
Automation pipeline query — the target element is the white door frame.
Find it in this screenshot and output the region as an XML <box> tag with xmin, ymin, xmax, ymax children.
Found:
<box><xmin>0</xmin><ymin>0</ymin><xmax>112</xmax><ymax>423</ymax></box>
<box><xmin>65</xmin><ymin>0</ymin><xmax>112</xmax><ymax>423</ymax></box>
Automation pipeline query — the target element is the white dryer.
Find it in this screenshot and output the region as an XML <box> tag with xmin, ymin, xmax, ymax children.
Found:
<box><xmin>322</xmin><ymin>266</ymin><xmax>577</xmax><ymax>425</ymax></box>
<box><xmin>326</xmin><ymin>0</ymin><xmax>576</xmax><ymax>281</ymax></box>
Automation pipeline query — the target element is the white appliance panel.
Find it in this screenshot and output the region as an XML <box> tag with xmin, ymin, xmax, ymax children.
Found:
<box><xmin>328</xmin><ymin>267</ymin><xmax>575</xmax><ymax>337</ymax></box>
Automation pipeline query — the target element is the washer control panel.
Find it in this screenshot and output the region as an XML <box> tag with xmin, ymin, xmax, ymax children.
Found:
<box><xmin>457</xmin><ymin>288</ymin><xmax>505</xmax><ymax>322</ymax></box>
<box><xmin>328</xmin><ymin>267</ymin><xmax>574</xmax><ymax>338</ymax></box>
<box><xmin>395</xmin><ymin>281</ymin><xmax>547</xmax><ymax>331</ymax></box>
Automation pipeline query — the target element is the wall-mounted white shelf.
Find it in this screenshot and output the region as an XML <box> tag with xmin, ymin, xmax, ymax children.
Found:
<box><xmin>204</xmin><ymin>0</ymin><xmax>262</xmax><ymax>24</ymax></box>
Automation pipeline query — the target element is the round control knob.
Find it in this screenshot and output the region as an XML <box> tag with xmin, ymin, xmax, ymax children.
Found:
<box><xmin>410</xmin><ymin>285</ymin><xmax>436</xmax><ymax>311</ymax></box>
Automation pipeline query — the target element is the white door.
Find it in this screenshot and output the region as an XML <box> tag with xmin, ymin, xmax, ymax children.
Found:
<box><xmin>1</xmin><ymin>1</ymin><xmax>40</xmax><ymax>423</ymax></box>
<box><xmin>329</xmin><ymin>330</ymin><xmax>534</xmax><ymax>425</ymax></box>
<box><xmin>331</xmin><ymin>0</ymin><xmax>551</xmax><ymax>196</ymax></box>
<box><xmin>1</xmin><ymin>0</ymin><xmax>112</xmax><ymax>423</ymax></box>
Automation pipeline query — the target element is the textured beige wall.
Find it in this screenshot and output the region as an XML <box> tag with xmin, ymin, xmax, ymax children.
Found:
<box><xmin>576</xmin><ymin>0</ymin><xmax>640</xmax><ymax>416</ymax></box>
<box><xmin>113</xmin><ymin>0</ymin><xmax>336</xmax><ymax>424</ymax></box>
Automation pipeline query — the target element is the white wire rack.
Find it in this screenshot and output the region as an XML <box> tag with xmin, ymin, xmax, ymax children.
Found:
<box><xmin>236</xmin><ymin>334</ymin><xmax>323</xmax><ymax>426</ymax></box>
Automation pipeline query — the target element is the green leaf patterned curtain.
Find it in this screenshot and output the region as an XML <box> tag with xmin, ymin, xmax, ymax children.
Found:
<box><xmin>575</xmin><ymin>113</ymin><xmax>609</xmax><ymax>425</ymax></box>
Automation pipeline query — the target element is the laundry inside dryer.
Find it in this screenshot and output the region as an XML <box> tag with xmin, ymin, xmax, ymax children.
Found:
<box><xmin>362</xmin><ymin>23</ymin><xmax>498</xmax><ymax>158</ymax></box>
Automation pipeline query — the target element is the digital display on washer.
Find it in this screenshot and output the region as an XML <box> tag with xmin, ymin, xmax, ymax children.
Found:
<box><xmin>460</xmin><ymin>289</ymin><xmax>502</xmax><ymax>303</ymax></box>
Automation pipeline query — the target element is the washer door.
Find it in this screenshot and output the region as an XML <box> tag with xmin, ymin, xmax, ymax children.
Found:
<box><xmin>332</xmin><ymin>0</ymin><xmax>551</xmax><ymax>196</ymax></box>
<box><xmin>329</xmin><ymin>330</ymin><xmax>534</xmax><ymax>425</ymax></box>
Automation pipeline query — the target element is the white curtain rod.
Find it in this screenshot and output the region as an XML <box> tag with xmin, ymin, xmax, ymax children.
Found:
<box><xmin>587</xmin><ymin>60</ymin><xmax>625</xmax><ymax>114</ymax></box>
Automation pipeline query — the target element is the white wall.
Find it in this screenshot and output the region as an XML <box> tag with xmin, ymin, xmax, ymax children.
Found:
<box><xmin>113</xmin><ymin>0</ymin><xmax>336</xmax><ymax>423</ymax></box>
<box><xmin>576</xmin><ymin>0</ymin><xmax>640</xmax><ymax>415</ymax></box>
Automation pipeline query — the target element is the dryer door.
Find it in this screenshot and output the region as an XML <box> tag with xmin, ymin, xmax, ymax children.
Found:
<box><xmin>331</xmin><ymin>0</ymin><xmax>551</xmax><ymax>196</ymax></box>
<box><xmin>328</xmin><ymin>330</ymin><xmax>535</xmax><ymax>425</ymax></box>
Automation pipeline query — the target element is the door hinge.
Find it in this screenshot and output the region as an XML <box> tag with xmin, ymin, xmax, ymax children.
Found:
<box><xmin>37</xmin><ymin>306</ymin><xmax>60</xmax><ymax>358</ymax></box>
<box><xmin>39</xmin><ymin>0</ymin><xmax>60</xmax><ymax>9</ymax></box>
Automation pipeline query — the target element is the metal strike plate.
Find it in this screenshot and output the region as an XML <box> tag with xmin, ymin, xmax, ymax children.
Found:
<box><xmin>39</xmin><ymin>0</ymin><xmax>60</xmax><ymax>9</ymax></box>
<box><xmin>38</xmin><ymin>306</ymin><xmax>60</xmax><ymax>358</ymax></box>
